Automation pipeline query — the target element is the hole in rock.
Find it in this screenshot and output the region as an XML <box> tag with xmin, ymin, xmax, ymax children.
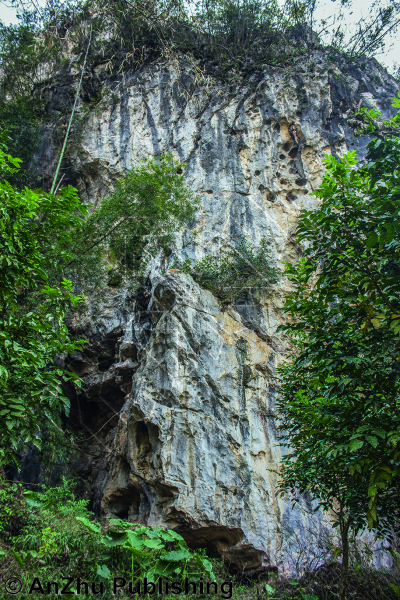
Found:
<box><xmin>286</xmin><ymin>191</ymin><xmax>297</xmax><ymax>202</ymax></box>
<box><xmin>97</xmin><ymin>333</ymin><xmax>120</xmax><ymax>372</ymax></box>
<box><xmin>289</xmin><ymin>147</ymin><xmax>298</xmax><ymax>158</ymax></box>
<box><xmin>98</xmin><ymin>357</ymin><xmax>115</xmax><ymax>371</ymax></box>
<box><xmin>254</xmin><ymin>170</ymin><xmax>261</xmax><ymax>176</ymax></box>
<box><xmin>106</xmin><ymin>458</ymin><xmax>150</xmax><ymax>521</ymax></box>
<box><xmin>136</xmin><ymin>421</ymin><xmax>152</xmax><ymax>458</ymax></box>
<box><xmin>282</xmin><ymin>142</ymin><xmax>292</xmax><ymax>152</ymax></box>
<box><xmin>65</xmin><ymin>384</ymin><xmax>126</xmax><ymax>437</ymax></box>
<box><xmin>70</xmin><ymin>359</ymin><xmax>90</xmax><ymax>374</ymax></box>
<box><xmin>279</xmin><ymin>154</ymin><xmax>286</xmax><ymax>159</ymax></box>
<box><xmin>120</xmin><ymin>342</ymin><xmax>138</xmax><ymax>361</ymax></box>
<box><xmin>178</xmin><ymin>525</ymin><xmax>245</xmax><ymax>560</ymax></box>
<box><xmin>295</xmin><ymin>178</ymin><xmax>308</xmax><ymax>186</ymax></box>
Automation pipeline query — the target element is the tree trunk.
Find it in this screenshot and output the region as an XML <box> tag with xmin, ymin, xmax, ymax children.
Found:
<box><xmin>339</xmin><ymin>517</ymin><xmax>350</xmax><ymax>600</ymax></box>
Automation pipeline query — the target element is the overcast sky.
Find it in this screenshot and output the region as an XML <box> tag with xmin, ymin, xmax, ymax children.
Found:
<box><xmin>0</xmin><ymin>0</ymin><xmax>399</xmax><ymax>73</ymax></box>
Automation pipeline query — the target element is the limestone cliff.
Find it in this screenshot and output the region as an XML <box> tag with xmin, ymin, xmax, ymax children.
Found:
<box><xmin>35</xmin><ymin>51</ymin><xmax>398</xmax><ymax>572</ymax></box>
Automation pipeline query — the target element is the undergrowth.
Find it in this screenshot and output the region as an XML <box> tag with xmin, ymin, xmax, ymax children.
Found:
<box><xmin>0</xmin><ymin>477</ymin><xmax>215</xmax><ymax>598</ymax></box>
<box><xmin>0</xmin><ymin>478</ymin><xmax>400</xmax><ymax>599</ymax></box>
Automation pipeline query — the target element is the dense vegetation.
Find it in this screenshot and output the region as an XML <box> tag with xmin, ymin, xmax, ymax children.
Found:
<box><xmin>276</xmin><ymin>97</ymin><xmax>400</xmax><ymax>599</ymax></box>
<box><xmin>1</xmin><ymin>478</ymin><xmax>400</xmax><ymax>599</ymax></box>
<box><xmin>0</xmin><ymin>478</ymin><xmax>217</xmax><ymax>599</ymax></box>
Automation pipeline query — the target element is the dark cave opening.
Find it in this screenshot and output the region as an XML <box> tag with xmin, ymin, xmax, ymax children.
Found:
<box><xmin>64</xmin><ymin>383</ymin><xmax>127</xmax><ymax>438</ymax></box>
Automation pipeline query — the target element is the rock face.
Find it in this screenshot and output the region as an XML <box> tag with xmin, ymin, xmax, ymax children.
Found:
<box><xmin>41</xmin><ymin>51</ymin><xmax>397</xmax><ymax>571</ymax></box>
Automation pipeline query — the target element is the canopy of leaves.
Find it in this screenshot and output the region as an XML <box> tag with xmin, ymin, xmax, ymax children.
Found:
<box><xmin>276</xmin><ymin>93</ymin><xmax>400</xmax><ymax>532</ymax></box>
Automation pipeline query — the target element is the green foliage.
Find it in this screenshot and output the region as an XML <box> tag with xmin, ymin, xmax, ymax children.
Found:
<box><xmin>173</xmin><ymin>0</ymin><xmax>313</xmax><ymax>76</ymax></box>
<box><xmin>176</xmin><ymin>237</ymin><xmax>279</xmax><ymax>303</ymax></box>
<box><xmin>0</xmin><ymin>22</ymin><xmax>46</xmax><ymax>97</ymax></box>
<box><xmin>0</xmin><ymin>20</ymin><xmax>52</xmax><ymax>187</ymax></box>
<box><xmin>0</xmin><ymin>128</ymin><xmax>86</xmax><ymax>467</ymax></box>
<box><xmin>68</xmin><ymin>152</ymin><xmax>197</xmax><ymax>289</ymax></box>
<box><xmin>76</xmin><ymin>516</ymin><xmax>215</xmax><ymax>584</ymax></box>
<box><xmin>275</xmin><ymin>94</ymin><xmax>400</xmax><ymax>600</ymax></box>
<box><xmin>1</xmin><ymin>479</ymin><xmax>400</xmax><ymax>598</ymax></box>
<box><xmin>0</xmin><ymin>478</ymin><xmax>215</xmax><ymax>597</ymax></box>
<box><xmin>0</xmin><ymin>97</ymin><xmax>40</xmax><ymax>188</ymax></box>
<box><xmin>0</xmin><ymin>122</ymin><xmax>195</xmax><ymax>467</ymax></box>
<box><xmin>22</xmin><ymin>477</ymin><xmax>90</xmax><ymax>516</ymax></box>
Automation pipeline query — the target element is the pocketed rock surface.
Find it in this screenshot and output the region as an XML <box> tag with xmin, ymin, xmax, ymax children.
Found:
<box><xmin>38</xmin><ymin>51</ymin><xmax>397</xmax><ymax>571</ymax></box>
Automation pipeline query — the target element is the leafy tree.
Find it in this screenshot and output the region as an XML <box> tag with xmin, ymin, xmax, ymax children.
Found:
<box><xmin>0</xmin><ymin>129</ymin><xmax>86</xmax><ymax>468</ymax></box>
<box><xmin>275</xmin><ymin>94</ymin><xmax>400</xmax><ymax>600</ymax></box>
<box><xmin>68</xmin><ymin>152</ymin><xmax>197</xmax><ymax>290</ymax></box>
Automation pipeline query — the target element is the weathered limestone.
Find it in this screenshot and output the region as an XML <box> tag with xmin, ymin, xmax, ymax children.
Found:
<box><xmin>46</xmin><ymin>51</ymin><xmax>397</xmax><ymax>571</ymax></box>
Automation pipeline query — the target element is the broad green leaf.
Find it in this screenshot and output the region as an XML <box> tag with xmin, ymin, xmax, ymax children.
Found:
<box><xmin>153</xmin><ymin>559</ymin><xmax>179</xmax><ymax>577</ymax></box>
<box><xmin>265</xmin><ymin>584</ymin><xmax>275</xmax><ymax>594</ymax></box>
<box><xmin>365</xmin><ymin>436</ymin><xmax>378</xmax><ymax>448</ymax></box>
<box><xmin>125</xmin><ymin>530</ymin><xmax>144</xmax><ymax>549</ymax></box>
<box><xmin>157</xmin><ymin>529</ymin><xmax>184</xmax><ymax>542</ymax></box>
<box><xmin>160</xmin><ymin>549</ymin><xmax>191</xmax><ymax>561</ymax></box>
<box><xmin>96</xmin><ymin>565</ymin><xmax>111</xmax><ymax>579</ymax></box>
<box><xmin>349</xmin><ymin>439</ymin><xmax>364</xmax><ymax>452</ymax></box>
<box><xmin>143</xmin><ymin>538</ymin><xmax>164</xmax><ymax>550</ymax></box>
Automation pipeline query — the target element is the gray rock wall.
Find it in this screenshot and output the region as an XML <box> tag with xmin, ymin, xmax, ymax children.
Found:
<box><xmin>53</xmin><ymin>51</ymin><xmax>398</xmax><ymax>572</ymax></box>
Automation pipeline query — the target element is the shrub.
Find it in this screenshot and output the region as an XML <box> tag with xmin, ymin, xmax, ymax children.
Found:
<box><xmin>175</xmin><ymin>237</ymin><xmax>280</xmax><ymax>304</ymax></box>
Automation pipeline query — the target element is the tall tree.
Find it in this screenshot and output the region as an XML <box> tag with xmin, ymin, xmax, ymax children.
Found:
<box><xmin>275</xmin><ymin>95</ymin><xmax>400</xmax><ymax>600</ymax></box>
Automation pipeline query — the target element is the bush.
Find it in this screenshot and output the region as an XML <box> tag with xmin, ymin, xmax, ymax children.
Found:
<box><xmin>175</xmin><ymin>237</ymin><xmax>280</xmax><ymax>304</ymax></box>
